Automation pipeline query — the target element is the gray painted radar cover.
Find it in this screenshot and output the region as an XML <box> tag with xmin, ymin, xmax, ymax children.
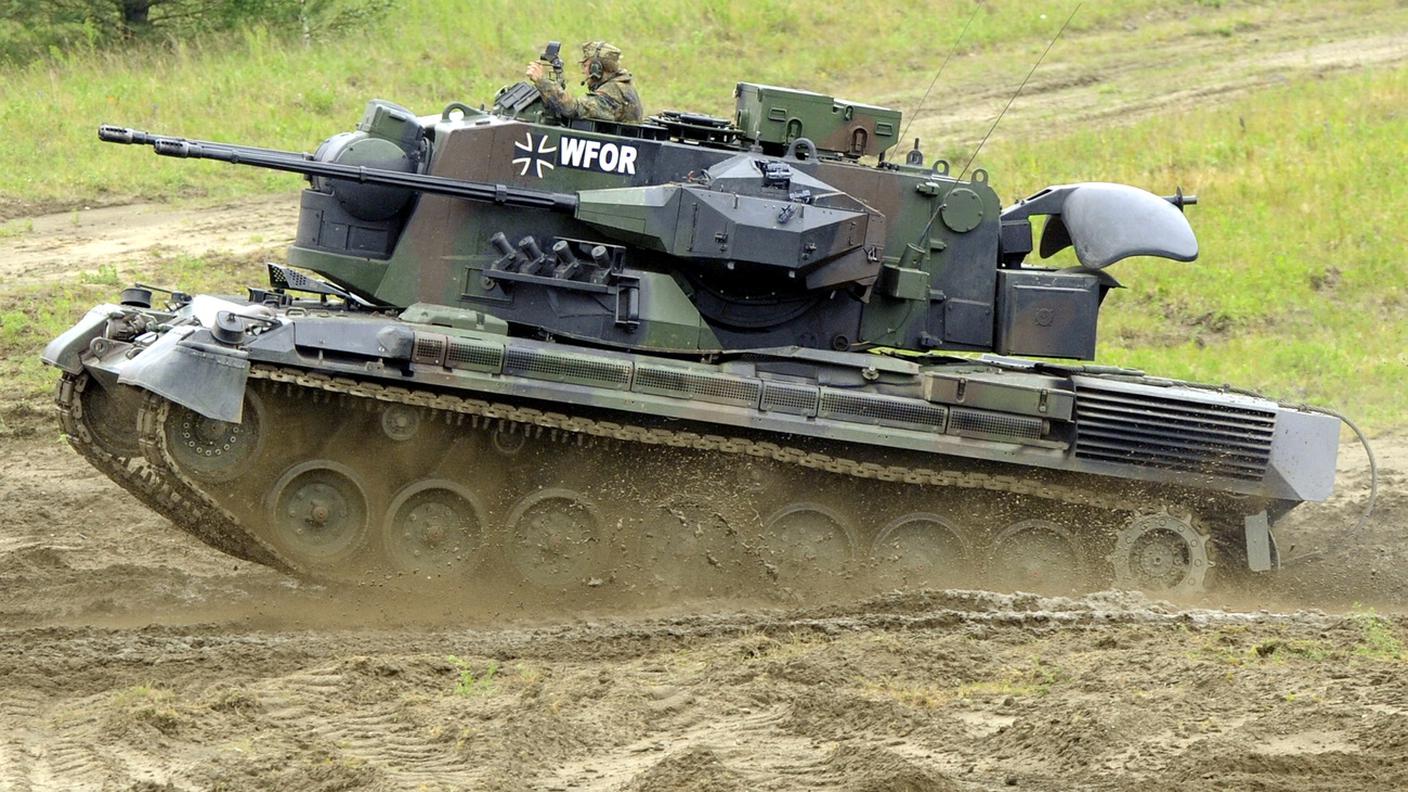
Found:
<box><xmin>1042</xmin><ymin>182</ymin><xmax>1199</xmax><ymax>269</ymax></box>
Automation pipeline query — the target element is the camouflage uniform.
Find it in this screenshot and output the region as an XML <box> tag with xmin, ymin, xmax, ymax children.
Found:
<box><xmin>532</xmin><ymin>41</ymin><xmax>643</xmax><ymax>124</ymax></box>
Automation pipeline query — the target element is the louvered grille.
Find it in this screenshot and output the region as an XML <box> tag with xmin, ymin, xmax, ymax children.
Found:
<box><xmin>1074</xmin><ymin>384</ymin><xmax>1275</xmax><ymax>481</ymax></box>
<box><xmin>948</xmin><ymin>407</ymin><xmax>1043</xmax><ymax>441</ymax></box>
<box><xmin>818</xmin><ymin>389</ymin><xmax>948</xmax><ymax>433</ymax></box>
<box><xmin>761</xmin><ymin>382</ymin><xmax>819</xmax><ymax>416</ymax></box>
<box><xmin>411</xmin><ymin>334</ymin><xmax>446</xmax><ymax>366</ymax></box>
<box><xmin>634</xmin><ymin>364</ymin><xmax>761</xmax><ymax>407</ymax></box>
<box><xmin>504</xmin><ymin>347</ymin><xmax>632</xmax><ymax>389</ymax></box>
<box><xmin>445</xmin><ymin>338</ymin><xmax>503</xmax><ymax>373</ymax></box>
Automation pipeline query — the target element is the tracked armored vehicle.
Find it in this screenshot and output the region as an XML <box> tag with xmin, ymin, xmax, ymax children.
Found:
<box><xmin>44</xmin><ymin>75</ymin><xmax>1342</xmax><ymax>598</ymax></box>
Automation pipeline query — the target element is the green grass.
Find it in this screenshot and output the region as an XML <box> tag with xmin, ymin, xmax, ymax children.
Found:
<box><xmin>1</xmin><ymin>0</ymin><xmax>1389</xmax><ymax>212</ymax></box>
<box><xmin>982</xmin><ymin>65</ymin><xmax>1408</xmax><ymax>426</ymax></box>
<box><xmin>103</xmin><ymin>683</ymin><xmax>190</xmax><ymax>737</ymax></box>
<box><xmin>0</xmin><ymin>218</ymin><xmax>33</xmax><ymax>237</ymax></box>
<box><xmin>446</xmin><ymin>655</ymin><xmax>499</xmax><ymax>697</ymax></box>
<box><xmin>1351</xmin><ymin>608</ymin><xmax>1406</xmax><ymax>661</ymax></box>
<box><xmin>76</xmin><ymin>262</ymin><xmax>121</xmax><ymax>286</ymax></box>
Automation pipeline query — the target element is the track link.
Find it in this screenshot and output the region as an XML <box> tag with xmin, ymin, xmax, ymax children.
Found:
<box><xmin>55</xmin><ymin>373</ymin><xmax>287</xmax><ymax>570</ymax></box>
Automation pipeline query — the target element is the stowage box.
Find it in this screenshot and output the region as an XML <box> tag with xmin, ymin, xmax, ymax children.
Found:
<box><xmin>995</xmin><ymin>270</ymin><xmax>1101</xmax><ymax>360</ymax></box>
<box><xmin>734</xmin><ymin>82</ymin><xmax>900</xmax><ymax>158</ymax></box>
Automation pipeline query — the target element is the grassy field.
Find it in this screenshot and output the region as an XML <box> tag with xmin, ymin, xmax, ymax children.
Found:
<box><xmin>0</xmin><ymin>0</ymin><xmax>1404</xmax><ymax>431</ymax></box>
<box><xmin>0</xmin><ymin>0</ymin><xmax>1397</xmax><ymax>211</ymax></box>
<box><xmin>989</xmin><ymin>65</ymin><xmax>1408</xmax><ymax>427</ymax></box>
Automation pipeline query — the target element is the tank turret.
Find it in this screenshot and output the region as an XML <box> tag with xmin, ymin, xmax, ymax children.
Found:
<box><xmin>101</xmin><ymin>89</ymin><xmax>1197</xmax><ymax>361</ymax></box>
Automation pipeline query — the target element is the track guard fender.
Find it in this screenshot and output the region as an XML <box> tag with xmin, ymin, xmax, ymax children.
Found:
<box><xmin>117</xmin><ymin>326</ymin><xmax>251</xmax><ymax>423</ymax></box>
<box><xmin>41</xmin><ymin>305</ymin><xmax>117</xmax><ymax>374</ymax></box>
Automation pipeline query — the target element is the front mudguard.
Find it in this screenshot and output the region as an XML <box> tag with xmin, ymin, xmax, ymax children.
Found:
<box><xmin>43</xmin><ymin>304</ymin><xmax>251</xmax><ymax>424</ymax></box>
<box><xmin>41</xmin><ymin>304</ymin><xmax>116</xmax><ymax>374</ymax></box>
<box><xmin>116</xmin><ymin>328</ymin><xmax>250</xmax><ymax>423</ymax></box>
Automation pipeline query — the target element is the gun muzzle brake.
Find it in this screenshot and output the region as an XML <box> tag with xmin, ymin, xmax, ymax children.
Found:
<box><xmin>153</xmin><ymin>139</ymin><xmax>194</xmax><ymax>158</ymax></box>
<box><xmin>98</xmin><ymin>125</ymin><xmax>136</xmax><ymax>144</ymax></box>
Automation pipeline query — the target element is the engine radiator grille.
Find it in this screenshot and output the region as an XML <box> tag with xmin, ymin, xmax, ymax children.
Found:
<box><xmin>634</xmin><ymin>364</ymin><xmax>762</xmax><ymax>408</ymax></box>
<box><xmin>1074</xmin><ymin>383</ymin><xmax>1276</xmax><ymax>481</ymax></box>
<box><xmin>504</xmin><ymin>347</ymin><xmax>632</xmax><ymax>389</ymax></box>
<box><xmin>446</xmin><ymin>337</ymin><xmax>504</xmax><ymax>373</ymax></box>
<box><xmin>818</xmin><ymin>389</ymin><xmax>948</xmax><ymax>433</ymax></box>
<box><xmin>948</xmin><ymin>407</ymin><xmax>1043</xmax><ymax>441</ymax></box>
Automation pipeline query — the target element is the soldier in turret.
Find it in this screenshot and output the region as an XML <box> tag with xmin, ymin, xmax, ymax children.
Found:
<box><xmin>526</xmin><ymin>41</ymin><xmax>643</xmax><ymax>124</ymax></box>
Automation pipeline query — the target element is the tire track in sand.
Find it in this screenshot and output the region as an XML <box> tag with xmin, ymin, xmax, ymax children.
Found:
<box><xmin>252</xmin><ymin>663</ymin><xmax>489</xmax><ymax>789</ymax></box>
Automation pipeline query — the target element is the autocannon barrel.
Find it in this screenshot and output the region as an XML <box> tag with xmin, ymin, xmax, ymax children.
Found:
<box><xmin>97</xmin><ymin>125</ymin><xmax>579</xmax><ymax>214</ymax></box>
<box><xmin>97</xmin><ymin>124</ymin><xmax>307</xmax><ymax>159</ymax></box>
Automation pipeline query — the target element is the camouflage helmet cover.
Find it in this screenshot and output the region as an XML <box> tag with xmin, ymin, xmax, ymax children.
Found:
<box><xmin>579</xmin><ymin>41</ymin><xmax>623</xmax><ymax>73</ymax></box>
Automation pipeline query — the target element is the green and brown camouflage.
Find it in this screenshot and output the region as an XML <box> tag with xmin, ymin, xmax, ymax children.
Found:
<box><xmin>532</xmin><ymin>70</ymin><xmax>642</xmax><ymax>124</ymax></box>
<box><xmin>261</xmin><ymin>90</ymin><xmax>1148</xmax><ymax>359</ymax></box>
<box><xmin>49</xmin><ymin>67</ymin><xmax>1347</xmax><ymax>593</ymax></box>
<box><xmin>579</xmin><ymin>41</ymin><xmax>621</xmax><ymax>73</ymax></box>
<box><xmin>531</xmin><ymin>40</ymin><xmax>642</xmax><ymax>124</ymax></box>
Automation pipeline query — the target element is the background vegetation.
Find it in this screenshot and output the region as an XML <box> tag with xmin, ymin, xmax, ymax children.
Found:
<box><xmin>990</xmin><ymin>66</ymin><xmax>1407</xmax><ymax>427</ymax></box>
<box><xmin>0</xmin><ymin>0</ymin><xmax>1404</xmax><ymax>430</ymax></box>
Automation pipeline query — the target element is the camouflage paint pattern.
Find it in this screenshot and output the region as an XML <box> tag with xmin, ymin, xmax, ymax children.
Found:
<box><xmin>162</xmin><ymin>77</ymin><xmax>1194</xmax><ymax>362</ymax></box>
<box><xmin>286</xmin><ymin>112</ymin><xmax>1002</xmax><ymax>356</ymax></box>
<box><xmin>532</xmin><ymin>41</ymin><xmax>642</xmax><ymax>124</ymax></box>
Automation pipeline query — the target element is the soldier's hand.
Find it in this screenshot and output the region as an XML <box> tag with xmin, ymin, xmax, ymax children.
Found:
<box><xmin>526</xmin><ymin>62</ymin><xmax>546</xmax><ymax>81</ymax></box>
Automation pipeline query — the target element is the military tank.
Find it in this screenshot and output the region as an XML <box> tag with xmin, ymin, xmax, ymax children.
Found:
<box><xmin>43</xmin><ymin>72</ymin><xmax>1342</xmax><ymax>599</ymax></box>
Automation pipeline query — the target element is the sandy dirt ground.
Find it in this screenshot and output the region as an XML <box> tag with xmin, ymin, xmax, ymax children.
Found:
<box><xmin>0</xmin><ymin>430</ymin><xmax>1404</xmax><ymax>792</ymax></box>
<box><xmin>3</xmin><ymin>6</ymin><xmax>1408</xmax><ymax>788</ymax></box>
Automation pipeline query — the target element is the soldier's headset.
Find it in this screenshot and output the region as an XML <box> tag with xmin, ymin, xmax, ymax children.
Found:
<box><xmin>583</xmin><ymin>43</ymin><xmax>605</xmax><ymax>80</ymax></box>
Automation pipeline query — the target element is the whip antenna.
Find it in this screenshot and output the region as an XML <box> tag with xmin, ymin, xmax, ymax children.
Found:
<box><xmin>898</xmin><ymin>3</ymin><xmax>982</xmax><ymax>147</ymax></box>
<box><xmin>918</xmin><ymin>3</ymin><xmax>1082</xmax><ymax>240</ymax></box>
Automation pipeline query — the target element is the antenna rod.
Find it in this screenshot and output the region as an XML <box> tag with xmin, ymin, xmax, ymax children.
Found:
<box><xmin>956</xmin><ymin>3</ymin><xmax>1081</xmax><ymax>183</ymax></box>
<box><xmin>917</xmin><ymin>3</ymin><xmax>1082</xmax><ymax>242</ymax></box>
<box><xmin>898</xmin><ymin>3</ymin><xmax>982</xmax><ymax>146</ymax></box>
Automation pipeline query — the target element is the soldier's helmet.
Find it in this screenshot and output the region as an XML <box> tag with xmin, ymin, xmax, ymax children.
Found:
<box><xmin>579</xmin><ymin>41</ymin><xmax>623</xmax><ymax>77</ymax></box>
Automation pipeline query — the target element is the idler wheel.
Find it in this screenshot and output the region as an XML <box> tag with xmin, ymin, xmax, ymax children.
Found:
<box><xmin>382</xmin><ymin>480</ymin><xmax>485</xmax><ymax>577</ymax></box>
<box><xmin>74</xmin><ymin>375</ymin><xmax>144</xmax><ymax>458</ymax></box>
<box><xmin>1109</xmin><ymin>512</ymin><xmax>1209</xmax><ymax>595</ymax></box>
<box><xmin>165</xmin><ymin>392</ymin><xmax>265</xmax><ymax>483</ymax></box>
<box><xmin>988</xmin><ymin>518</ymin><xmax>1085</xmax><ymax>594</ymax></box>
<box><xmin>871</xmin><ymin>512</ymin><xmax>971</xmax><ymax>590</ymax></box>
<box><xmin>505</xmin><ymin>489</ymin><xmax>606</xmax><ymax>588</ymax></box>
<box><xmin>267</xmin><ymin>460</ymin><xmax>369</xmax><ymax>567</ymax></box>
<box><xmin>759</xmin><ymin>502</ymin><xmax>857</xmax><ymax>586</ymax></box>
